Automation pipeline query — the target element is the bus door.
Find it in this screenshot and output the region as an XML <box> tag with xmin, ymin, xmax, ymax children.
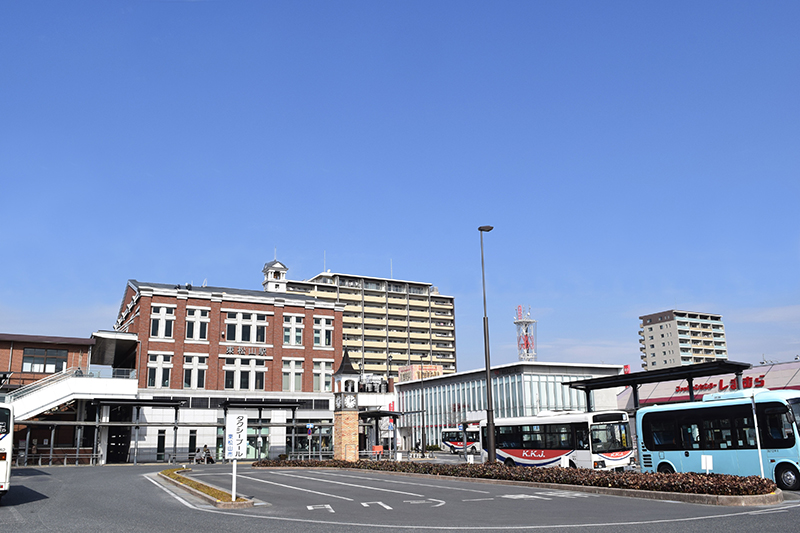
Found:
<box><xmin>678</xmin><ymin>417</ymin><xmax>703</xmax><ymax>473</ymax></box>
<box><xmin>572</xmin><ymin>423</ymin><xmax>591</xmax><ymax>468</ymax></box>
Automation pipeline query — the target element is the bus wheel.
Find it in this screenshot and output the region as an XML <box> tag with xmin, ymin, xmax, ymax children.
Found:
<box><xmin>657</xmin><ymin>463</ymin><xmax>675</xmax><ymax>474</ymax></box>
<box><xmin>504</xmin><ymin>458</ymin><xmax>516</xmax><ymax>467</ymax></box>
<box><xmin>776</xmin><ymin>464</ymin><xmax>800</xmax><ymax>491</ymax></box>
<box><xmin>468</xmin><ymin>446</ymin><xmax>476</xmax><ymax>454</ymax></box>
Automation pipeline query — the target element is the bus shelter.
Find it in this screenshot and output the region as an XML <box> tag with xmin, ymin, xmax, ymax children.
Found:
<box><xmin>568</xmin><ymin>360</ymin><xmax>752</xmax><ymax>411</ymax></box>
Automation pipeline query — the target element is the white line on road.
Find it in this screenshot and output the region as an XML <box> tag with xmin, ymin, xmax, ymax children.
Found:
<box><xmin>237</xmin><ymin>475</ymin><xmax>354</xmax><ymax>501</ymax></box>
<box><xmin>362</xmin><ymin>501</ymin><xmax>393</xmax><ymax>510</ymax></box>
<box><xmin>147</xmin><ymin>473</ymin><xmax>800</xmax><ymax>530</ymax></box>
<box><xmin>315</xmin><ymin>471</ymin><xmax>491</xmax><ymax>493</ymax></box>
<box><xmin>267</xmin><ymin>471</ymin><xmax>425</xmax><ymax>497</ymax></box>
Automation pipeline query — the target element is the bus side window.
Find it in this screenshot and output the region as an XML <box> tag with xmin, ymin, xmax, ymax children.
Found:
<box><xmin>760</xmin><ymin>405</ymin><xmax>795</xmax><ymax>449</ymax></box>
<box><xmin>679</xmin><ymin>422</ymin><xmax>701</xmax><ymax>450</ymax></box>
<box><xmin>575</xmin><ymin>428</ymin><xmax>589</xmax><ymax>450</ymax></box>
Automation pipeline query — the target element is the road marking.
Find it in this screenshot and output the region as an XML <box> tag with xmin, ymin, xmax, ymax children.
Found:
<box><xmin>144</xmin><ymin>474</ymin><xmax>204</xmax><ymax>509</ymax></box>
<box><xmin>500</xmin><ymin>494</ymin><xmax>552</xmax><ymax>501</ymax></box>
<box><xmin>267</xmin><ymin>471</ymin><xmax>424</xmax><ymax>497</ymax></box>
<box><xmin>316</xmin><ymin>471</ymin><xmax>491</xmax><ymax>493</ymax></box>
<box><xmin>307</xmin><ymin>504</ymin><xmax>335</xmax><ymax>513</ymax></box>
<box><xmin>148</xmin><ymin>473</ymin><xmax>800</xmax><ymax>530</ymax></box>
<box><xmin>362</xmin><ymin>501</ymin><xmax>393</xmax><ymax>510</ymax></box>
<box><xmin>404</xmin><ymin>498</ymin><xmax>446</xmax><ymax>507</ymax></box>
<box><xmin>238</xmin><ymin>475</ymin><xmax>353</xmax><ymax>501</ymax></box>
<box><xmin>463</xmin><ymin>498</ymin><xmax>495</xmax><ymax>502</ymax></box>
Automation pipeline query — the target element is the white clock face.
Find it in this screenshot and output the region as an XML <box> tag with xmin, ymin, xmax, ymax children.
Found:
<box><xmin>335</xmin><ymin>395</ymin><xmax>343</xmax><ymax>409</ymax></box>
<box><xmin>344</xmin><ymin>394</ymin><xmax>357</xmax><ymax>409</ymax></box>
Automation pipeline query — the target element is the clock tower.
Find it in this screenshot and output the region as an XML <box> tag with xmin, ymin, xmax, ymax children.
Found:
<box><xmin>333</xmin><ymin>348</ymin><xmax>359</xmax><ymax>462</ymax></box>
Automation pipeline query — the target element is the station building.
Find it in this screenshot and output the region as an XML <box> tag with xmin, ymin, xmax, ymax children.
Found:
<box><xmin>3</xmin><ymin>277</ymin><xmax>346</xmax><ymax>464</ymax></box>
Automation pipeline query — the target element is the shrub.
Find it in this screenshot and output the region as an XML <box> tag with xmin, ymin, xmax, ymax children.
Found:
<box><xmin>250</xmin><ymin>459</ymin><xmax>776</xmax><ymax>496</ymax></box>
<box><xmin>161</xmin><ymin>468</ymin><xmax>248</xmax><ymax>502</ymax></box>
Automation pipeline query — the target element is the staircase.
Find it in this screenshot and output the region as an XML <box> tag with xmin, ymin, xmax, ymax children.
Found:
<box><xmin>6</xmin><ymin>367</ymin><xmax>139</xmax><ymax>420</ymax></box>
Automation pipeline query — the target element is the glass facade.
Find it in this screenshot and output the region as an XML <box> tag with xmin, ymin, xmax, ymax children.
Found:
<box><xmin>397</xmin><ymin>365</ymin><xmax>597</xmax><ymax>448</ymax></box>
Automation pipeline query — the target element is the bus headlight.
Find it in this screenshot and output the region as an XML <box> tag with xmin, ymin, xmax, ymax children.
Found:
<box><xmin>593</xmin><ymin>460</ymin><xmax>605</xmax><ymax>469</ymax></box>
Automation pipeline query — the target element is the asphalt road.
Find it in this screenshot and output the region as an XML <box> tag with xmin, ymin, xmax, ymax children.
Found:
<box><xmin>2</xmin><ymin>463</ymin><xmax>799</xmax><ymax>532</ymax></box>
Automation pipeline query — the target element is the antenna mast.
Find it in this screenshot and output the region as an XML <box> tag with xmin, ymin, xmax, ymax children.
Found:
<box><xmin>514</xmin><ymin>305</ymin><xmax>537</xmax><ymax>361</ymax></box>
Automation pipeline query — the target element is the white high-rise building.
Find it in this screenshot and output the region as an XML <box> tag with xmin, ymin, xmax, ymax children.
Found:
<box><xmin>263</xmin><ymin>260</ymin><xmax>456</xmax><ymax>377</ymax></box>
<box><xmin>639</xmin><ymin>310</ymin><xmax>728</xmax><ymax>371</ymax></box>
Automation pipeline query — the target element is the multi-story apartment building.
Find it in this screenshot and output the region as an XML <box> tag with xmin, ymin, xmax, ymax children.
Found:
<box><xmin>262</xmin><ymin>260</ymin><xmax>456</xmax><ymax>377</ymax></box>
<box><xmin>639</xmin><ymin>310</ymin><xmax>728</xmax><ymax>370</ymax></box>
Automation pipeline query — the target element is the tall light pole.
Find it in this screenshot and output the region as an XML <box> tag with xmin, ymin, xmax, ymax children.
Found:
<box><xmin>479</xmin><ymin>225</ymin><xmax>496</xmax><ymax>464</ymax></box>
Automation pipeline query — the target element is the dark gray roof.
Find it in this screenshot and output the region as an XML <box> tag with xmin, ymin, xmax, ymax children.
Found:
<box><xmin>129</xmin><ymin>279</ymin><xmax>317</xmax><ymax>303</ymax></box>
<box><xmin>263</xmin><ymin>260</ymin><xmax>287</xmax><ymax>270</ymax></box>
<box><xmin>334</xmin><ymin>347</ymin><xmax>358</xmax><ymax>376</ymax></box>
<box><xmin>0</xmin><ymin>333</ymin><xmax>95</xmax><ymax>346</ymax></box>
<box><xmin>569</xmin><ymin>360</ymin><xmax>752</xmax><ymax>392</ymax></box>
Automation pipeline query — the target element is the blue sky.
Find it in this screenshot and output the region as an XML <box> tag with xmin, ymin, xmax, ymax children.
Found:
<box><xmin>1</xmin><ymin>1</ymin><xmax>798</xmax><ymax>373</ymax></box>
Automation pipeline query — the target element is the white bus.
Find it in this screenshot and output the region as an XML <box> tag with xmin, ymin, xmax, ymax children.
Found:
<box><xmin>0</xmin><ymin>402</ymin><xmax>12</xmax><ymax>502</ymax></box>
<box><xmin>440</xmin><ymin>426</ymin><xmax>480</xmax><ymax>454</ymax></box>
<box><xmin>637</xmin><ymin>388</ymin><xmax>800</xmax><ymax>490</ymax></box>
<box><xmin>481</xmin><ymin>410</ymin><xmax>635</xmax><ymax>471</ymax></box>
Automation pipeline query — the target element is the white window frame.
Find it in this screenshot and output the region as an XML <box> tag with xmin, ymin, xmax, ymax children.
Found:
<box><xmin>313</xmin><ymin>316</ymin><xmax>334</xmax><ymax>349</ymax></box>
<box><xmin>224</xmin><ymin>310</ymin><xmax>270</xmax><ymax>344</ymax></box>
<box><xmin>147</xmin><ymin>352</ymin><xmax>173</xmax><ymax>388</ymax></box>
<box><xmin>183</xmin><ymin>354</ymin><xmax>208</xmax><ymax>389</ymax></box>
<box><xmin>283</xmin><ymin>315</ymin><xmax>304</xmax><ymax>347</ymax></box>
<box><xmin>312</xmin><ymin>359</ymin><xmax>334</xmax><ymax>392</ymax></box>
<box><xmin>222</xmin><ymin>356</ymin><xmax>268</xmax><ymax>391</ymax></box>
<box><xmin>282</xmin><ymin>358</ymin><xmax>304</xmax><ymax>391</ymax></box>
<box><xmin>150</xmin><ymin>305</ymin><xmax>176</xmax><ymax>340</ymax></box>
<box><xmin>185</xmin><ymin>307</ymin><xmax>210</xmax><ymax>342</ymax></box>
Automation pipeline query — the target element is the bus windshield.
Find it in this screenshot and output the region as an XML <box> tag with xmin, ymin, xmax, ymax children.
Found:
<box><xmin>590</xmin><ymin>422</ymin><xmax>631</xmax><ymax>453</ymax></box>
<box><xmin>789</xmin><ymin>399</ymin><xmax>800</xmax><ymax>426</ymax></box>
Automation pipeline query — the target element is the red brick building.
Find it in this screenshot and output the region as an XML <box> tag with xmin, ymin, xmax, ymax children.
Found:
<box><xmin>114</xmin><ymin>279</ymin><xmax>344</xmax><ymax>395</ymax></box>
<box><xmin>0</xmin><ymin>333</ymin><xmax>95</xmax><ymax>389</ymax></box>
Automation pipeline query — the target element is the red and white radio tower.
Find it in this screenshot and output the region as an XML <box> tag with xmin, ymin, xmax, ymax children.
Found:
<box><xmin>514</xmin><ymin>305</ymin><xmax>537</xmax><ymax>361</ymax></box>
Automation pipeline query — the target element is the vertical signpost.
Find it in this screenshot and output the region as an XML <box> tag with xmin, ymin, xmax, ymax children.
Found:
<box><xmin>225</xmin><ymin>412</ymin><xmax>247</xmax><ymax>502</ymax></box>
<box><xmin>306</xmin><ymin>423</ymin><xmax>314</xmax><ymax>461</ymax></box>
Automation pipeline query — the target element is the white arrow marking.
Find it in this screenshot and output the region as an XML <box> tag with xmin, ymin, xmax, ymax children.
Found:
<box><xmin>361</xmin><ymin>501</ymin><xmax>392</xmax><ymax>510</ymax></box>
<box><xmin>403</xmin><ymin>499</ymin><xmax>445</xmax><ymax>507</ymax></box>
<box><xmin>307</xmin><ymin>504</ymin><xmax>335</xmax><ymax>513</ymax></box>
<box><xmin>500</xmin><ymin>494</ymin><xmax>552</xmax><ymax>501</ymax></box>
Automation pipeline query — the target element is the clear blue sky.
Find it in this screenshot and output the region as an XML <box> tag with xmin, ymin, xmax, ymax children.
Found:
<box><xmin>1</xmin><ymin>1</ymin><xmax>798</xmax><ymax>373</ymax></box>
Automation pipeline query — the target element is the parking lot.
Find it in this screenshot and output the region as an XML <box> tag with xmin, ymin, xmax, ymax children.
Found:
<box><xmin>3</xmin><ymin>463</ymin><xmax>800</xmax><ymax>532</ymax></box>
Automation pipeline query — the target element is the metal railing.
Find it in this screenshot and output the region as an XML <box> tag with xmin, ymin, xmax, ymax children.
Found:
<box><xmin>6</xmin><ymin>367</ymin><xmax>137</xmax><ymax>403</ymax></box>
<box><xmin>15</xmin><ymin>450</ymin><xmax>102</xmax><ymax>467</ymax></box>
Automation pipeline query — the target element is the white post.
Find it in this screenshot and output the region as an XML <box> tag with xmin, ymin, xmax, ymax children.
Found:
<box><xmin>751</xmin><ymin>396</ymin><xmax>765</xmax><ymax>479</ymax></box>
<box><xmin>232</xmin><ymin>459</ymin><xmax>237</xmax><ymax>502</ymax></box>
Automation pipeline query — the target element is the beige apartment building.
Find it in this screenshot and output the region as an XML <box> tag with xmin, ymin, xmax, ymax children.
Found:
<box><xmin>639</xmin><ymin>310</ymin><xmax>728</xmax><ymax>370</ymax></box>
<box><xmin>262</xmin><ymin>260</ymin><xmax>456</xmax><ymax>377</ymax></box>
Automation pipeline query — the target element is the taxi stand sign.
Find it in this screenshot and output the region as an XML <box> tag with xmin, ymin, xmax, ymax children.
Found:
<box><xmin>225</xmin><ymin>412</ymin><xmax>248</xmax><ymax>501</ymax></box>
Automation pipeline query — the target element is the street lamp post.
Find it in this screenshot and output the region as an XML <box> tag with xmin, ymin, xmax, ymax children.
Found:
<box><xmin>479</xmin><ymin>225</ymin><xmax>496</xmax><ymax>464</ymax></box>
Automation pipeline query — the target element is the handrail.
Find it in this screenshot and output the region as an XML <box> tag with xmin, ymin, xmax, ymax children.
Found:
<box><xmin>6</xmin><ymin>367</ymin><xmax>137</xmax><ymax>404</ymax></box>
<box><xmin>6</xmin><ymin>367</ymin><xmax>82</xmax><ymax>403</ymax></box>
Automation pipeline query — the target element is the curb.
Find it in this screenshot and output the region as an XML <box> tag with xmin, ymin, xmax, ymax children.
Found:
<box><xmin>157</xmin><ymin>470</ymin><xmax>254</xmax><ymax>509</ymax></box>
<box><xmin>252</xmin><ymin>465</ymin><xmax>783</xmax><ymax>506</ymax></box>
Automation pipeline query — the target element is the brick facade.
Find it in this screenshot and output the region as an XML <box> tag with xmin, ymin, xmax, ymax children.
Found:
<box><xmin>0</xmin><ymin>333</ymin><xmax>94</xmax><ymax>389</ymax></box>
<box><xmin>115</xmin><ymin>280</ymin><xmax>344</xmax><ymax>394</ymax></box>
<box><xmin>333</xmin><ymin>410</ymin><xmax>359</xmax><ymax>461</ymax></box>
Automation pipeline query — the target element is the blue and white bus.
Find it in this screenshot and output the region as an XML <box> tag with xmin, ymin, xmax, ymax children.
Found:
<box><xmin>0</xmin><ymin>402</ymin><xmax>12</xmax><ymax>502</ymax></box>
<box><xmin>636</xmin><ymin>388</ymin><xmax>800</xmax><ymax>490</ymax></box>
